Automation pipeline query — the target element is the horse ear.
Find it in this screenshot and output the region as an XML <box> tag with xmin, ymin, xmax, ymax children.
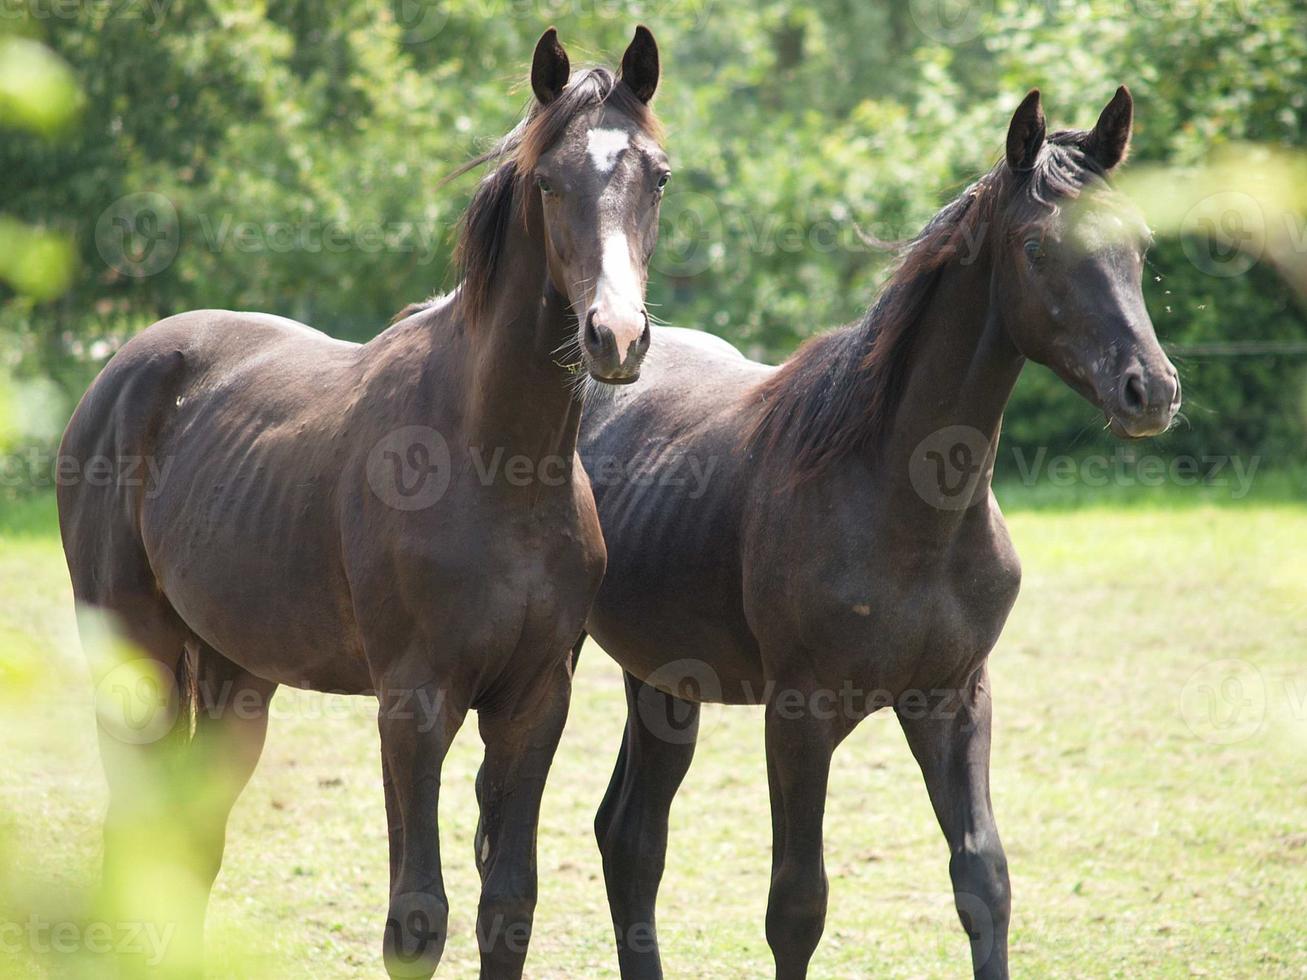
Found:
<box><xmin>531</xmin><ymin>27</ymin><xmax>570</xmax><ymax>105</ymax></box>
<box><xmin>1006</xmin><ymin>89</ymin><xmax>1046</xmax><ymax>173</ymax></box>
<box><xmin>1087</xmin><ymin>85</ymin><xmax>1133</xmax><ymax>170</ymax></box>
<box><xmin>620</xmin><ymin>25</ymin><xmax>659</xmax><ymax>103</ymax></box>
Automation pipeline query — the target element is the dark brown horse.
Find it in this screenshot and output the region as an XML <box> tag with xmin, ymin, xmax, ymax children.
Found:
<box><xmin>57</xmin><ymin>27</ymin><xmax>669</xmax><ymax>979</ymax></box>
<box><xmin>576</xmin><ymin>87</ymin><xmax>1179</xmax><ymax>979</ymax></box>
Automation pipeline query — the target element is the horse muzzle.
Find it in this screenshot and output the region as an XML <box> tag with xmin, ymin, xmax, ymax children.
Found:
<box><xmin>583</xmin><ymin>305</ymin><xmax>650</xmax><ymax>384</ymax></box>
<box><xmin>1104</xmin><ymin>359</ymin><xmax>1181</xmax><ymax>438</ymax></box>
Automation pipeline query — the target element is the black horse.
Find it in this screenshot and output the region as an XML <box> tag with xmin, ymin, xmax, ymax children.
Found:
<box><xmin>577</xmin><ymin>87</ymin><xmax>1179</xmax><ymax>979</ymax></box>
<box><xmin>59</xmin><ymin>27</ymin><xmax>668</xmax><ymax>979</ymax></box>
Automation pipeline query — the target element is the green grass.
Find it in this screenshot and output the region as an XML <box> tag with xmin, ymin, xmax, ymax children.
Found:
<box><xmin>1</xmin><ymin>495</ymin><xmax>1305</xmax><ymax>977</ymax></box>
<box><xmin>991</xmin><ymin>462</ymin><xmax>1307</xmax><ymax>510</ymax></box>
<box><xmin>0</xmin><ymin>492</ymin><xmax>57</xmax><ymax>537</ymax></box>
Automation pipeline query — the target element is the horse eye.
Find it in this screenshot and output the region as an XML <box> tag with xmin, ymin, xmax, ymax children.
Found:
<box><xmin>1024</xmin><ymin>239</ymin><xmax>1044</xmax><ymax>262</ymax></box>
<box><xmin>656</xmin><ymin>172</ymin><xmax>671</xmax><ymax>190</ymax></box>
<box><xmin>536</xmin><ymin>176</ymin><xmax>554</xmax><ymax>195</ymax></box>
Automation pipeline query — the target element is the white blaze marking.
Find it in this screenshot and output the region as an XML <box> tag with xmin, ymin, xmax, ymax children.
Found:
<box><xmin>593</xmin><ymin>231</ymin><xmax>645</xmax><ymax>360</ymax></box>
<box><xmin>598</xmin><ymin>233</ymin><xmax>641</xmax><ymax>301</ymax></box>
<box><xmin>587</xmin><ymin>128</ymin><xmax>631</xmax><ymax>174</ymax></box>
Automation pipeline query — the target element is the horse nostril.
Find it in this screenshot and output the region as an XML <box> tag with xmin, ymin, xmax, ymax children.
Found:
<box><xmin>639</xmin><ymin>312</ymin><xmax>651</xmax><ymax>349</ymax></box>
<box><xmin>584</xmin><ymin>310</ymin><xmax>603</xmax><ymax>351</ymax></box>
<box><xmin>1122</xmin><ymin>372</ymin><xmax>1147</xmax><ymax>414</ymax></box>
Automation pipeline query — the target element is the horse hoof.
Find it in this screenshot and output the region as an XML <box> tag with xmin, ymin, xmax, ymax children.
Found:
<box><xmin>383</xmin><ymin>892</ymin><xmax>448</xmax><ymax>979</ymax></box>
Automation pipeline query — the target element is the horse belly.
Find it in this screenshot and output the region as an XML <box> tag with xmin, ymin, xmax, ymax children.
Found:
<box><xmin>586</xmin><ymin>557</ymin><xmax>765</xmax><ymax>704</ymax></box>
<box><xmin>584</xmin><ymin>451</ymin><xmax>763</xmax><ymax>702</ymax></box>
<box><xmin>139</xmin><ymin>440</ymin><xmax>367</xmax><ymax>691</ymax></box>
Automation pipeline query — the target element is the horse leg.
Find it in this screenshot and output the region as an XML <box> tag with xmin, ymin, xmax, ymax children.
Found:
<box><xmin>185</xmin><ymin>647</ymin><xmax>277</xmax><ymax>929</ymax></box>
<box><xmin>473</xmin><ymin>657</ymin><xmax>571</xmax><ymax>979</ymax></box>
<box><xmin>897</xmin><ymin>665</ymin><xmax>1010</xmax><ymax>980</ymax></box>
<box><xmin>82</xmin><ymin>592</ymin><xmax>208</xmax><ymax>974</ymax></box>
<box><xmin>377</xmin><ymin>677</ymin><xmax>465</xmax><ymax>979</ymax></box>
<box><xmin>472</xmin><ymin>631</ymin><xmax>583</xmax><ymax>881</ymax></box>
<box><xmin>95</xmin><ymin>623</ymin><xmax>275</xmax><ymax>974</ymax></box>
<box><xmin>764</xmin><ymin>697</ymin><xmax>844</xmax><ymax>980</ymax></box>
<box><xmin>384</xmin><ymin>753</ymin><xmax>404</xmax><ymax>891</ymax></box>
<box><xmin>594</xmin><ymin>672</ymin><xmax>699</xmax><ymax>979</ymax></box>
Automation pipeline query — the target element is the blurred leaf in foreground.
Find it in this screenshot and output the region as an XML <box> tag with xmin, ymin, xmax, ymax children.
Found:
<box><xmin>0</xmin><ymin>216</ymin><xmax>76</xmax><ymax>301</ymax></box>
<box><xmin>0</xmin><ymin>34</ymin><xmax>81</xmax><ymax>301</ymax></box>
<box><xmin>1120</xmin><ymin>147</ymin><xmax>1307</xmax><ymax>297</ymax></box>
<box><xmin>0</xmin><ymin>34</ymin><xmax>82</xmax><ymax>138</ymax></box>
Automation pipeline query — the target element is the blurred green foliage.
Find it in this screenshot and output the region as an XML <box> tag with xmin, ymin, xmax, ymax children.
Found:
<box><xmin>0</xmin><ymin>22</ymin><xmax>80</xmax><ymax>308</ymax></box>
<box><xmin>0</xmin><ymin>0</ymin><xmax>1305</xmax><ymax>471</ymax></box>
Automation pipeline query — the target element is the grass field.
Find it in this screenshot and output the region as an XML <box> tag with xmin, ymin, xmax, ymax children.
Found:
<box><xmin>1</xmin><ymin>491</ymin><xmax>1305</xmax><ymax>978</ymax></box>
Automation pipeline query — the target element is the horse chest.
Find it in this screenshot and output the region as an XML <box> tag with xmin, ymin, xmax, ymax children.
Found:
<box><xmin>915</xmin><ymin>551</ymin><xmax>1020</xmax><ymax>681</ymax></box>
<box><xmin>794</xmin><ymin>527</ymin><xmax>1021</xmax><ymax>696</ymax></box>
<box><xmin>372</xmin><ymin>494</ymin><xmax>605</xmax><ymax>658</ymax></box>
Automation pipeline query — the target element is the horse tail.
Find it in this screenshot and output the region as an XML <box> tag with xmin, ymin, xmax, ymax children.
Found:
<box><xmin>569</xmin><ymin>631</ymin><xmax>587</xmax><ymax>676</ymax></box>
<box><xmin>176</xmin><ymin>641</ymin><xmax>200</xmax><ymax>741</ymax></box>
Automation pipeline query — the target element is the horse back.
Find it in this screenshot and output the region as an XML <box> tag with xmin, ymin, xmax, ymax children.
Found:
<box><xmin>59</xmin><ymin>310</ymin><xmax>360</xmax><ymax>547</ymax></box>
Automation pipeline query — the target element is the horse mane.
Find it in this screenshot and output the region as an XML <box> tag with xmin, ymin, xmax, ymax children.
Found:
<box><xmin>437</xmin><ymin>67</ymin><xmax>661</xmax><ymax>327</ymax></box>
<box><xmin>746</xmin><ymin>130</ymin><xmax>1111</xmax><ymax>480</ymax></box>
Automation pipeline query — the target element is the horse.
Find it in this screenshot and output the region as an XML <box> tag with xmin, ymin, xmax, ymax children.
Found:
<box><xmin>57</xmin><ymin>26</ymin><xmax>670</xmax><ymax>979</ymax></box>
<box><xmin>575</xmin><ymin>87</ymin><xmax>1179</xmax><ymax>979</ymax></box>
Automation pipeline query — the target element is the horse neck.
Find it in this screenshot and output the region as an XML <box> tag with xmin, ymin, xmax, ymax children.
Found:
<box><xmin>874</xmin><ymin>242</ymin><xmax>1025</xmax><ymax>529</ymax></box>
<box><xmin>463</xmin><ymin>199</ymin><xmax>584</xmax><ymax>464</ymax></box>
